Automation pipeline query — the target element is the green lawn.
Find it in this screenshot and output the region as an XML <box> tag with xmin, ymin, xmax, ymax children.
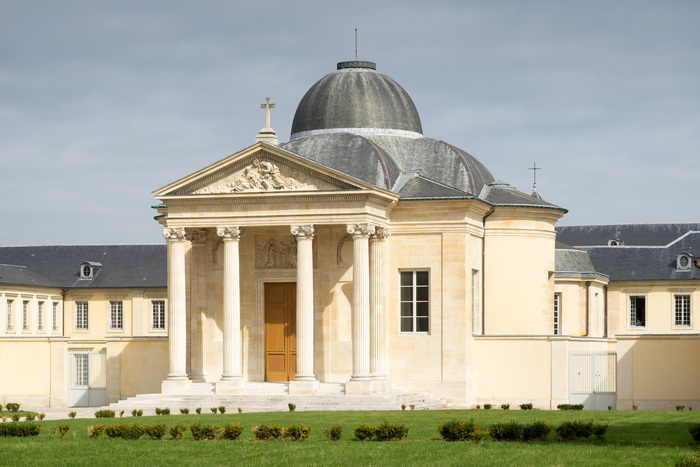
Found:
<box><xmin>1</xmin><ymin>409</ymin><xmax>699</xmax><ymax>466</ymax></box>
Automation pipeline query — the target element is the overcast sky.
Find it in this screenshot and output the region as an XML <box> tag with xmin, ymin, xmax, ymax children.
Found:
<box><xmin>1</xmin><ymin>0</ymin><xmax>698</xmax><ymax>246</ymax></box>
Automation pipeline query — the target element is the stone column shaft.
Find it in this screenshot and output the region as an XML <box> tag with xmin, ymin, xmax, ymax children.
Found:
<box><xmin>348</xmin><ymin>223</ymin><xmax>375</xmax><ymax>381</ymax></box>
<box><xmin>187</xmin><ymin>229</ymin><xmax>208</xmax><ymax>382</ymax></box>
<box><xmin>291</xmin><ymin>225</ymin><xmax>316</xmax><ymax>381</ymax></box>
<box><xmin>218</xmin><ymin>227</ymin><xmax>243</xmax><ymax>381</ymax></box>
<box><xmin>163</xmin><ymin>227</ymin><xmax>188</xmax><ymax>380</ymax></box>
<box><xmin>370</xmin><ymin>227</ymin><xmax>390</xmax><ymax>379</ymax></box>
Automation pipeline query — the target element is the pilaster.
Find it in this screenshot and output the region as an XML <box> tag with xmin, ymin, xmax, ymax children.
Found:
<box><xmin>370</xmin><ymin>226</ymin><xmax>391</xmax><ymax>390</ymax></box>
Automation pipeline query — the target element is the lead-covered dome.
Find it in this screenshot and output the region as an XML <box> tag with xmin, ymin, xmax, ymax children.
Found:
<box><xmin>290</xmin><ymin>61</ymin><xmax>423</xmax><ymax>139</ymax></box>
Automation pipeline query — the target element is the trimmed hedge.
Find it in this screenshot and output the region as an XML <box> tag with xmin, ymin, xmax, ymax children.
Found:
<box><xmin>0</xmin><ymin>422</ymin><xmax>41</xmax><ymax>437</ymax></box>
<box><xmin>437</xmin><ymin>419</ymin><xmax>486</xmax><ymax>442</ymax></box>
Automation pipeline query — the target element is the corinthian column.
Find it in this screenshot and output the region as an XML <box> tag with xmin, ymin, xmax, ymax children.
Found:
<box><xmin>186</xmin><ymin>229</ymin><xmax>208</xmax><ymax>382</ymax></box>
<box><xmin>291</xmin><ymin>225</ymin><xmax>316</xmax><ymax>383</ymax></box>
<box><xmin>217</xmin><ymin>227</ymin><xmax>243</xmax><ymax>384</ymax></box>
<box><xmin>162</xmin><ymin>227</ymin><xmax>190</xmax><ymax>393</ymax></box>
<box><xmin>370</xmin><ymin>227</ymin><xmax>390</xmax><ymax>381</ymax></box>
<box><xmin>347</xmin><ymin>223</ymin><xmax>375</xmax><ymax>382</ymax></box>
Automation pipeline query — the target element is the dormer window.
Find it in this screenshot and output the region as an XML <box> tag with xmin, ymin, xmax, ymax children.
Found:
<box><xmin>608</xmin><ymin>238</ymin><xmax>622</xmax><ymax>246</ymax></box>
<box><xmin>677</xmin><ymin>253</ymin><xmax>692</xmax><ymax>271</ymax></box>
<box><xmin>79</xmin><ymin>261</ymin><xmax>102</xmax><ymax>279</ymax></box>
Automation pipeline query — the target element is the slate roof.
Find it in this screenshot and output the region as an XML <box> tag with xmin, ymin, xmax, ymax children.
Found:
<box><xmin>556</xmin><ymin>224</ymin><xmax>700</xmax><ymax>281</ymax></box>
<box><xmin>0</xmin><ymin>245</ymin><xmax>166</xmax><ymax>289</ymax></box>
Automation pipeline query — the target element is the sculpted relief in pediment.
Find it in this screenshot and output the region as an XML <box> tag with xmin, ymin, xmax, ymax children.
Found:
<box><xmin>195</xmin><ymin>158</ymin><xmax>337</xmax><ymax>194</ymax></box>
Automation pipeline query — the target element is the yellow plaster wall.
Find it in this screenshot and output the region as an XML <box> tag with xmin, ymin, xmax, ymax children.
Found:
<box><xmin>483</xmin><ymin>209</ymin><xmax>560</xmax><ymax>335</ymax></box>
<box><xmin>0</xmin><ymin>339</ymin><xmax>51</xmax><ymax>398</ymax></box>
<box><xmin>474</xmin><ymin>338</ymin><xmax>552</xmax><ymax>401</ymax></box>
<box><xmin>609</xmin><ymin>282</ymin><xmax>699</xmax><ymax>335</ymax></box>
<box><xmin>118</xmin><ymin>339</ymin><xmax>169</xmax><ymax>397</ymax></box>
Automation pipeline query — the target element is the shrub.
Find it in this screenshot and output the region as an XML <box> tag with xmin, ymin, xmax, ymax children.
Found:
<box><xmin>5</xmin><ymin>402</ymin><xmax>21</xmax><ymax>412</ymax></box>
<box><xmin>287</xmin><ymin>423</ymin><xmax>312</xmax><ymax>440</ymax></box>
<box><xmin>519</xmin><ymin>403</ymin><xmax>533</xmax><ymax>410</ymax></box>
<box><xmin>131</xmin><ymin>409</ymin><xmax>143</xmax><ymax>417</ymax></box>
<box><xmin>0</xmin><ymin>422</ymin><xmax>42</xmax><ymax>437</ymax></box>
<box><xmin>377</xmin><ymin>420</ymin><xmax>409</xmax><ymax>441</ymax></box>
<box><xmin>145</xmin><ymin>423</ymin><xmax>167</xmax><ymax>440</ymax></box>
<box><xmin>95</xmin><ymin>409</ymin><xmax>115</xmax><ymax>419</ymax></box>
<box><xmin>119</xmin><ymin>410</ymin><xmax>124</xmax><ymax>417</ymax></box>
<box><xmin>557</xmin><ymin>404</ymin><xmax>584</xmax><ymax>411</ymax></box>
<box><xmin>689</xmin><ymin>424</ymin><xmax>700</xmax><ymax>443</ymax></box>
<box><xmin>38</xmin><ymin>413</ymin><xmax>46</xmax><ymax>421</ymax></box>
<box><xmin>483</xmin><ymin>404</ymin><xmax>492</xmax><ymax>410</ymax></box>
<box><xmin>325</xmin><ymin>425</ymin><xmax>343</xmax><ymax>441</ymax></box>
<box><xmin>288</xmin><ymin>403</ymin><xmax>296</xmax><ymax>412</ymax></box>
<box><xmin>678</xmin><ymin>405</ymin><xmax>686</xmax><ymax>412</ymax></box>
<box><xmin>522</xmin><ymin>420</ymin><xmax>551</xmax><ymax>442</ymax></box>
<box><xmin>252</xmin><ymin>424</ymin><xmax>272</xmax><ymax>440</ymax></box>
<box><xmin>501</xmin><ymin>404</ymin><xmax>510</xmax><ymax>410</ymax></box>
<box><xmin>608</xmin><ymin>406</ymin><xmax>612</xmax><ymax>411</ymax></box>
<box><xmin>87</xmin><ymin>424</ymin><xmax>105</xmax><ymax>439</ymax></box>
<box><xmin>161</xmin><ymin>408</ymin><xmax>170</xmax><ymax>416</ymax></box>
<box><xmin>222</xmin><ymin>422</ymin><xmax>245</xmax><ymax>440</ymax></box>
<box><xmin>218</xmin><ymin>406</ymin><xmax>226</xmax><ymax>414</ymax></box>
<box><xmin>269</xmin><ymin>423</ymin><xmax>285</xmax><ymax>439</ymax></box>
<box><xmin>180</xmin><ymin>408</ymin><xmax>189</xmax><ymax>415</ymax></box>
<box><xmin>104</xmin><ymin>423</ymin><xmax>144</xmax><ymax>440</ymax></box>
<box><xmin>25</xmin><ymin>414</ymin><xmax>35</xmax><ymax>421</ymax></box>
<box><xmin>675</xmin><ymin>451</ymin><xmax>700</xmax><ymax>467</ymax></box>
<box><xmin>1</xmin><ymin>417</ymin><xmax>6</xmax><ymax>423</ymax></box>
<box><xmin>410</xmin><ymin>404</ymin><xmax>415</xmax><ymax>410</ymax></box>
<box><xmin>0</xmin><ymin>403</ymin><xmax>3</xmax><ymax>410</ymax></box>
<box><xmin>51</xmin><ymin>424</ymin><xmax>70</xmax><ymax>439</ymax></box>
<box><xmin>489</xmin><ymin>420</ymin><xmax>522</xmax><ymax>442</ymax></box>
<box><xmin>210</xmin><ymin>407</ymin><xmax>217</xmax><ymax>414</ymax></box>
<box><xmin>633</xmin><ymin>405</ymin><xmax>638</xmax><ymax>411</ymax></box>
<box><xmin>476</xmin><ymin>405</ymin><xmax>481</xmax><ymax>409</ymax></box>
<box><xmin>238</xmin><ymin>408</ymin><xmax>242</xmax><ymax>413</ymax></box>
<box><xmin>201</xmin><ymin>425</ymin><xmax>221</xmax><ymax>440</ymax></box>
<box><xmin>555</xmin><ymin>420</ymin><xmax>606</xmax><ymax>441</ymax></box>
<box><xmin>68</xmin><ymin>412</ymin><xmax>77</xmax><ymax>419</ymax></box>
<box><xmin>401</xmin><ymin>404</ymin><xmax>406</xmax><ymax>411</ymax></box>
<box><xmin>170</xmin><ymin>423</ymin><xmax>186</xmax><ymax>440</ymax></box>
<box><xmin>437</xmin><ymin>419</ymin><xmax>486</xmax><ymax>442</ymax></box>
<box><xmin>11</xmin><ymin>414</ymin><xmax>20</xmax><ymax>422</ymax></box>
<box><xmin>354</xmin><ymin>423</ymin><xmax>375</xmax><ymax>441</ymax></box>
<box><xmin>196</xmin><ymin>408</ymin><xmax>201</xmax><ymax>414</ymax></box>
<box><xmin>190</xmin><ymin>422</ymin><xmax>203</xmax><ymax>441</ymax></box>
<box><xmin>155</xmin><ymin>408</ymin><xmax>162</xmax><ymax>415</ymax></box>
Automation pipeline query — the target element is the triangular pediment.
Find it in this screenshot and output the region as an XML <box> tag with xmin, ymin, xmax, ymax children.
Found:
<box><xmin>154</xmin><ymin>142</ymin><xmax>382</xmax><ymax>198</ymax></box>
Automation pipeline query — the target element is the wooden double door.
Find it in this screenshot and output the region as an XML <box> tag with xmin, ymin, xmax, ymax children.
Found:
<box><xmin>265</xmin><ymin>282</ymin><xmax>296</xmax><ymax>381</ymax></box>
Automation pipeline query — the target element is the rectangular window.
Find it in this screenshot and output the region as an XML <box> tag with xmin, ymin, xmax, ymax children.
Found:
<box><xmin>152</xmin><ymin>300</ymin><xmax>166</xmax><ymax>330</ymax></box>
<box><xmin>6</xmin><ymin>300</ymin><xmax>13</xmax><ymax>331</ymax></box>
<box><xmin>400</xmin><ymin>270</ymin><xmax>429</xmax><ymax>333</ymax></box>
<box><xmin>72</xmin><ymin>353</ymin><xmax>89</xmax><ymax>387</ymax></box>
<box><xmin>554</xmin><ymin>292</ymin><xmax>561</xmax><ymax>335</ymax></box>
<box><xmin>76</xmin><ymin>302</ymin><xmax>89</xmax><ymax>330</ymax></box>
<box><xmin>110</xmin><ymin>301</ymin><xmax>123</xmax><ymax>330</ymax></box>
<box><xmin>37</xmin><ymin>302</ymin><xmax>44</xmax><ymax>330</ymax></box>
<box><xmin>674</xmin><ymin>295</ymin><xmax>691</xmax><ymax>326</ymax></box>
<box><xmin>22</xmin><ymin>301</ymin><xmax>29</xmax><ymax>331</ymax></box>
<box><xmin>630</xmin><ymin>296</ymin><xmax>646</xmax><ymax>327</ymax></box>
<box><xmin>52</xmin><ymin>303</ymin><xmax>59</xmax><ymax>331</ymax></box>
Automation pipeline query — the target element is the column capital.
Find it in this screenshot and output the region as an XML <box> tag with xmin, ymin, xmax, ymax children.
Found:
<box><xmin>371</xmin><ymin>226</ymin><xmax>391</xmax><ymax>241</ymax></box>
<box><xmin>347</xmin><ymin>223</ymin><xmax>375</xmax><ymax>238</ymax></box>
<box><xmin>186</xmin><ymin>229</ymin><xmax>208</xmax><ymax>243</ymax></box>
<box><xmin>217</xmin><ymin>226</ymin><xmax>243</xmax><ymax>240</ymax></box>
<box><xmin>291</xmin><ymin>225</ymin><xmax>315</xmax><ymax>239</ymax></box>
<box><xmin>163</xmin><ymin>227</ymin><xmax>187</xmax><ymax>242</ymax></box>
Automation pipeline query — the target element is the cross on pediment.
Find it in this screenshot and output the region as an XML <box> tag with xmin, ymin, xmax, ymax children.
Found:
<box><xmin>261</xmin><ymin>97</ymin><xmax>276</xmax><ymax>129</ymax></box>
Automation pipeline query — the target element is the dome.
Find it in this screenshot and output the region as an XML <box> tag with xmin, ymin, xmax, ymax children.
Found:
<box><xmin>290</xmin><ymin>61</ymin><xmax>423</xmax><ymax>139</ymax></box>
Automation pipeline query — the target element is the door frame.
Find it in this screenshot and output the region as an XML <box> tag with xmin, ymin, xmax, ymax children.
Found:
<box><xmin>263</xmin><ymin>281</ymin><xmax>297</xmax><ymax>381</ymax></box>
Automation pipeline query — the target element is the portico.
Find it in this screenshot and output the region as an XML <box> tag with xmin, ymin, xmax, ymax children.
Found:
<box><xmin>154</xmin><ymin>143</ymin><xmax>397</xmax><ymax>395</ymax></box>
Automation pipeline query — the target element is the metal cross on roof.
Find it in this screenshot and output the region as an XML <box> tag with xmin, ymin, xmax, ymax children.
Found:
<box><xmin>529</xmin><ymin>162</ymin><xmax>541</xmax><ymax>191</ymax></box>
<box><xmin>260</xmin><ymin>97</ymin><xmax>276</xmax><ymax>129</ymax></box>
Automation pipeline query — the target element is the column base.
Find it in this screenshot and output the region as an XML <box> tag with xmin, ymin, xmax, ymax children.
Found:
<box><xmin>216</xmin><ymin>379</ymin><xmax>245</xmax><ymax>394</ymax></box>
<box><xmin>161</xmin><ymin>378</ymin><xmax>192</xmax><ymax>395</ymax></box>
<box><xmin>289</xmin><ymin>380</ymin><xmax>319</xmax><ymax>395</ymax></box>
<box><xmin>189</xmin><ymin>372</ymin><xmax>208</xmax><ymax>383</ymax></box>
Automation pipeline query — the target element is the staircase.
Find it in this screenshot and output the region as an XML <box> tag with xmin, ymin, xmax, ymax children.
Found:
<box><xmin>108</xmin><ymin>382</ymin><xmax>450</xmax><ymax>414</ymax></box>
